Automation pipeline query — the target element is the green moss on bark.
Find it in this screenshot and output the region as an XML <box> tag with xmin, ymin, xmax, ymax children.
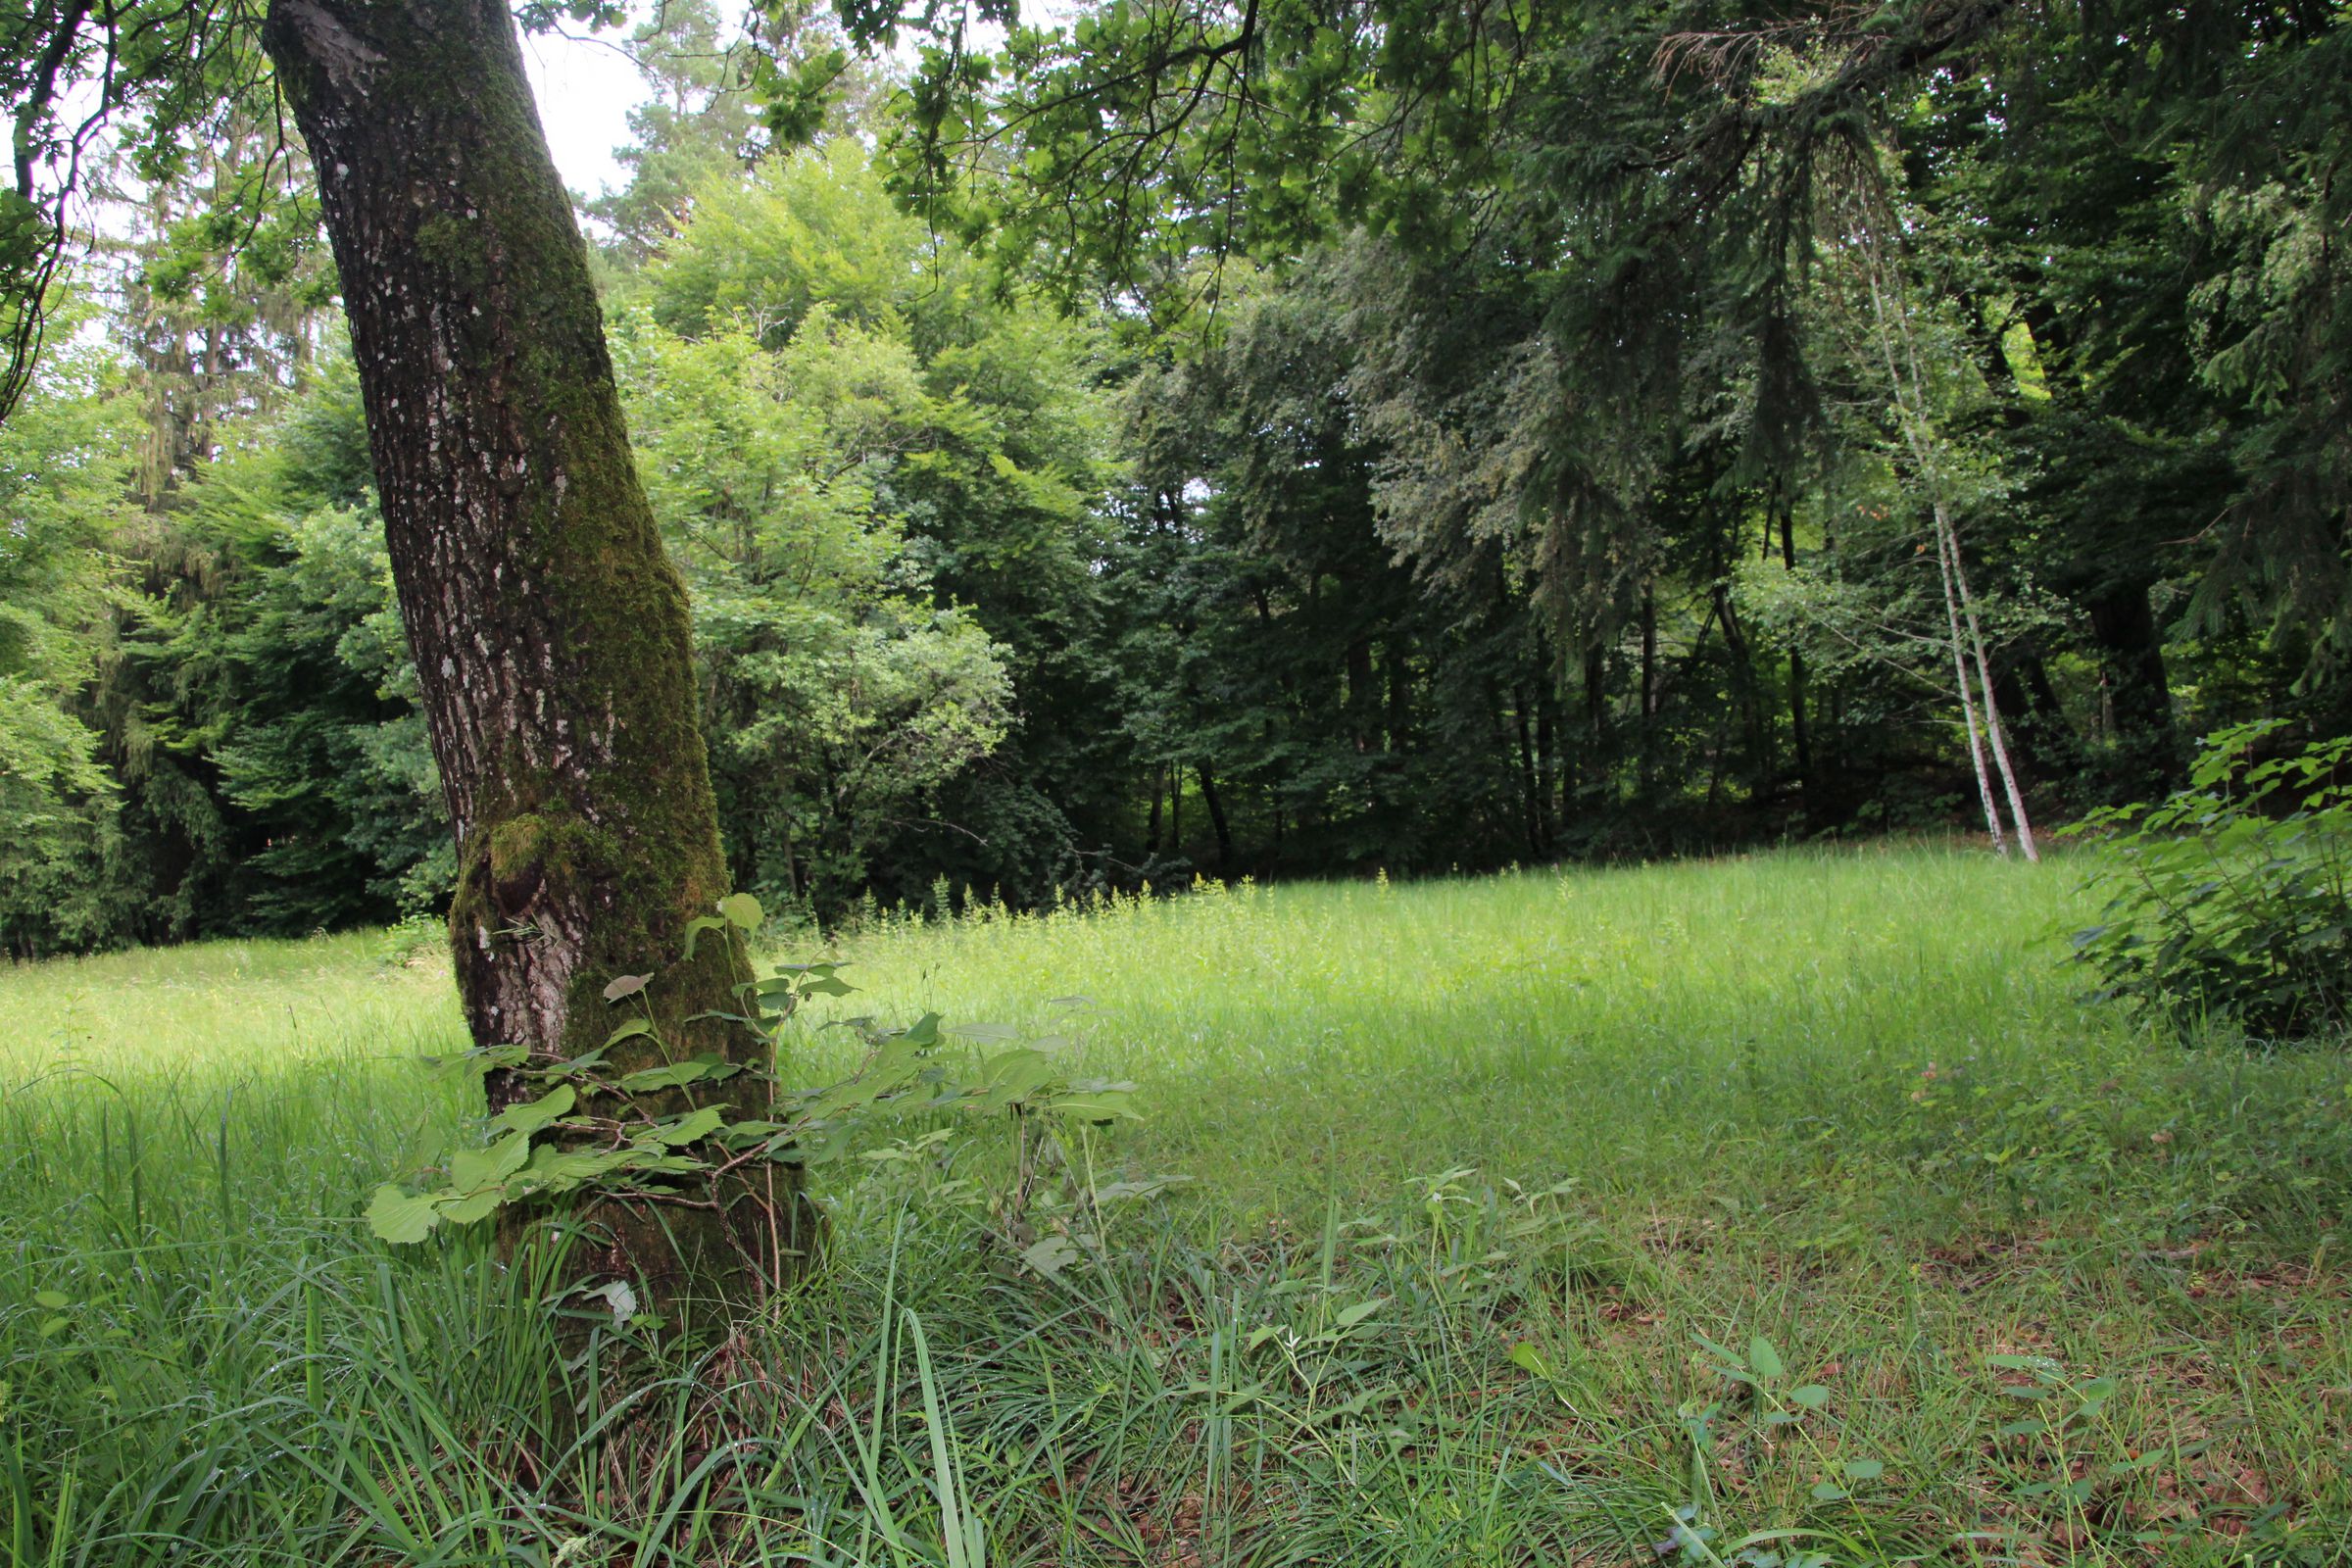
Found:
<box><xmin>267</xmin><ymin>0</ymin><xmax>811</xmax><ymax>1317</ymax></box>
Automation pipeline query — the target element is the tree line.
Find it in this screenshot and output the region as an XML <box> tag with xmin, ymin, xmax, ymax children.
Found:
<box><xmin>4</xmin><ymin>0</ymin><xmax>2347</xmax><ymax>961</ymax></box>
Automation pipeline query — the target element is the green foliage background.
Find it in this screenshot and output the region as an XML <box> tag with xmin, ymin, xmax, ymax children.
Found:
<box><xmin>5</xmin><ymin>0</ymin><xmax>2352</xmax><ymax>955</ymax></box>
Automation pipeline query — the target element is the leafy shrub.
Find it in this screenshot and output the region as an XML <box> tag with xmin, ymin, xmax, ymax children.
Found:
<box><xmin>2069</xmin><ymin>722</ymin><xmax>2352</xmax><ymax>1040</ymax></box>
<box><xmin>367</xmin><ymin>893</ymin><xmax>1142</xmax><ymax>1284</ymax></box>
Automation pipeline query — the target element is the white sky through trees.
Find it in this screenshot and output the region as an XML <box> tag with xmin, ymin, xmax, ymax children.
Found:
<box><xmin>514</xmin><ymin>0</ymin><xmax>1054</xmax><ymax>200</ymax></box>
<box><xmin>519</xmin><ymin>16</ymin><xmax>650</xmax><ymax>200</ymax></box>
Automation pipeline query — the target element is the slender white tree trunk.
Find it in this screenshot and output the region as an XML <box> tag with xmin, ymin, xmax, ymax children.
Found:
<box><xmin>1858</xmin><ymin>225</ymin><xmax>2034</xmax><ymax>860</ymax></box>
<box><xmin>1942</xmin><ymin>520</ymin><xmax>2038</xmax><ymax>860</ymax></box>
<box><xmin>1932</xmin><ymin>501</ymin><xmax>2009</xmax><ymax>855</ymax></box>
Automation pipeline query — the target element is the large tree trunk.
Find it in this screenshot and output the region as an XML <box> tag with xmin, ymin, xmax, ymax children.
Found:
<box><xmin>265</xmin><ymin>0</ymin><xmax>808</xmax><ymax>1312</ymax></box>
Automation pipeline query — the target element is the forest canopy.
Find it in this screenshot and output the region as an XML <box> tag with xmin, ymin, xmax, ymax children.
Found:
<box><xmin>3</xmin><ymin>0</ymin><xmax>2348</xmax><ymax>954</ymax></box>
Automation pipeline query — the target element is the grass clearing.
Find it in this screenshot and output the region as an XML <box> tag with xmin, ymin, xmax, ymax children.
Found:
<box><xmin>3</xmin><ymin>845</ymin><xmax>2347</xmax><ymax>1564</ymax></box>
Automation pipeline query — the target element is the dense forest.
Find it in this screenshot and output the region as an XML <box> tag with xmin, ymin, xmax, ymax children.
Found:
<box><xmin>4</xmin><ymin>0</ymin><xmax>2347</xmax><ymax>955</ymax></box>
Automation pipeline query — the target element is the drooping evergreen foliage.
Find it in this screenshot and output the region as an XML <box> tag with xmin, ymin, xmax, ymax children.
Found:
<box><xmin>3</xmin><ymin>0</ymin><xmax>2350</xmax><ymax>953</ymax></box>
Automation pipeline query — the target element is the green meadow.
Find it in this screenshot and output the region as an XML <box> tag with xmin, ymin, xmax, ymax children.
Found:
<box><xmin>3</xmin><ymin>847</ymin><xmax>2347</xmax><ymax>1565</ymax></box>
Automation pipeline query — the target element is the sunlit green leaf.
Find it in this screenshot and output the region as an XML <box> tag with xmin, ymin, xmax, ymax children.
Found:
<box><xmin>366</xmin><ymin>1185</ymin><xmax>440</xmax><ymax>1244</ymax></box>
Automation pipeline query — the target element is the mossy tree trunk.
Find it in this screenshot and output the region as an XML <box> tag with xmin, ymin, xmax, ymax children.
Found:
<box><xmin>265</xmin><ymin>0</ymin><xmax>808</xmax><ymax>1312</ymax></box>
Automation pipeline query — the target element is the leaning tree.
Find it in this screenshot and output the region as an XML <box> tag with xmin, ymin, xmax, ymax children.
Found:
<box><xmin>266</xmin><ymin>0</ymin><xmax>809</xmax><ymax>1306</ymax></box>
<box><xmin>9</xmin><ymin>0</ymin><xmax>803</xmax><ymax>1309</ymax></box>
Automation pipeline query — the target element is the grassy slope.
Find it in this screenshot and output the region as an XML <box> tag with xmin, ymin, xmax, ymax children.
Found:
<box><xmin>1</xmin><ymin>847</ymin><xmax>2345</xmax><ymax>1565</ymax></box>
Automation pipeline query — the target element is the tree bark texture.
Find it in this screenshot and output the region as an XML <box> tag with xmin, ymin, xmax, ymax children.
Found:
<box><xmin>265</xmin><ymin>0</ymin><xmax>808</xmax><ymax>1310</ymax></box>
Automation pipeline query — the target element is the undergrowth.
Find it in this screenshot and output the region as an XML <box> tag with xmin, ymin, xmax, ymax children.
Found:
<box><xmin>2070</xmin><ymin>723</ymin><xmax>2352</xmax><ymax>1041</ymax></box>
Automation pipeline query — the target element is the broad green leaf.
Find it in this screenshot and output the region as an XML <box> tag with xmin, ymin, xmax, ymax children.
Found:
<box><xmin>602</xmin><ymin>973</ymin><xmax>650</xmax><ymax>1003</ymax></box>
<box><xmin>718</xmin><ymin>892</ymin><xmax>763</xmax><ymax>930</ymax></box>
<box><xmin>524</xmin><ymin>1146</ymin><xmax>639</xmax><ymax>1191</ymax></box>
<box><xmin>801</xmin><ymin>1076</ymin><xmax>883</xmax><ymax>1125</ymax></box>
<box><xmin>968</xmin><ymin>1047</ymin><xmax>1056</xmax><ymax>1109</ymax></box>
<box><xmin>680</xmin><ymin>914</ymin><xmax>728</xmax><ymax>960</ymax></box>
<box><xmin>620</xmin><ymin>1056</ymin><xmax>728</xmax><ymax>1092</ymax></box>
<box><xmin>489</xmin><ymin>1083</ymin><xmax>575</xmax><ymax>1137</ymax></box>
<box><xmin>649</xmin><ymin>1105</ymin><xmax>724</xmax><ymax>1146</ymax></box>
<box><xmin>1021</xmin><ymin>1235</ymin><xmax>1079</xmax><ymax>1277</ymax></box>
<box><xmin>435</xmin><ymin>1187</ymin><xmax>503</xmax><ymax>1225</ymax></box>
<box><xmin>366</xmin><ymin>1185</ymin><xmax>440</xmax><ymax>1244</ymax></box>
<box><xmin>1747</xmin><ymin>1335</ymin><xmax>1785</xmax><ymax>1381</ymax></box>
<box><xmin>449</xmin><ymin>1131</ymin><xmax>531</xmax><ymax>1192</ymax></box>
